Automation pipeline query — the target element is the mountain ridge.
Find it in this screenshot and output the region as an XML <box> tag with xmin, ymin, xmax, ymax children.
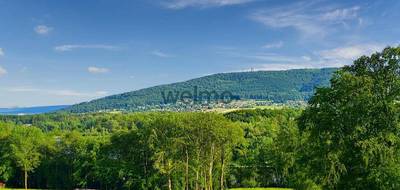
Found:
<box><xmin>63</xmin><ymin>68</ymin><xmax>338</xmax><ymax>113</ymax></box>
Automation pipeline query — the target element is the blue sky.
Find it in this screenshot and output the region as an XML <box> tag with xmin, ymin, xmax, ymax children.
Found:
<box><xmin>0</xmin><ymin>0</ymin><xmax>399</xmax><ymax>107</ymax></box>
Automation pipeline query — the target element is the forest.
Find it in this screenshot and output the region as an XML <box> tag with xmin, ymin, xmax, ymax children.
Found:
<box><xmin>0</xmin><ymin>110</ymin><xmax>302</xmax><ymax>190</ymax></box>
<box><xmin>0</xmin><ymin>47</ymin><xmax>400</xmax><ymax>190</ymax></box>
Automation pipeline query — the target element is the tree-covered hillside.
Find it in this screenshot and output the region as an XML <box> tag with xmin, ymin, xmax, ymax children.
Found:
<box><xmin>63</xmin><ymin>68</ymin><xmax>337</xmax><ymax>113</ymax></box>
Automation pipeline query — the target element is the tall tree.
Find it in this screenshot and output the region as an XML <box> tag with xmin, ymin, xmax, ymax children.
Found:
<box><xmin>0</xmin><ymin>123</ymin><xmax>14</xmax><ymax>185</ymax></box>
<box><xmin>299</xmin><ymin>47</ymin><xmax>400</xmax><ymax>189</ymax></box>
<box><xmin>9</xmin><ymin>126</ymin><xmax>46</xmax><ymax>189</ymax></box>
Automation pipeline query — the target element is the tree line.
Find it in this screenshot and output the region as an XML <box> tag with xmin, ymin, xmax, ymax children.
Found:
<box><xmin>0</xmin><ymin>109</ymin><xmax>303</xmax><ymax>190</ymax></box>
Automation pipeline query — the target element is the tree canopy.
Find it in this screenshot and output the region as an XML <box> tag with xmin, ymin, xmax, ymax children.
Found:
<box><xmin>299</xmin><ymin>46</ymin><xmax>400</xmax><ymax>189</ymax></box>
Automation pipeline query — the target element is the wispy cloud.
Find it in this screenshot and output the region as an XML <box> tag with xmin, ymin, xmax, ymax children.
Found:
<box><xmin>52</xmin><ymin>90</ymin><xmax>108</xmax><ymax>97</ymax></box>
<box><xmin>163</xmin><ymin>0</ymin><xmax>255</xmax><ymax>9</ymax></box>
<box><xmin>321</xmin><ymin>6</ymin><xmax>360</xmax><ymax>21</ymax></box>
<box><xmin>220</xmin><ymin>48</ymin><xmax>323</xmax><ymax>70</ymax></box>
<box><xmin>251</xmin><ymin>2</ymin><xmax>362</xmax><ymax>38</ymax></box>
<box><xmin>219</xmin><ymin>43</ymin><xmax>387</xmax><ymax>71</ymax></box>
<box><xmin>244</xmin><ymin>55</ymin><xmax>339</xmax><ymax>71</ymax></box>
<box><xmin>151</xmin><ymin>50</ymin><xmax>174</xmax><ymax>58</ymax></box>
<box><xmin>318</xmin><ymin>43</ymin><xmax>384</xmax><ymax>63</ymax></box>
<box><xmin>34</xmin><ymin>25</ymin><xmax>53</xmax><ymax>35</ymax></box>
<box><xmin>250</xmin><ymin>44</ymin><xmax>384</xmax><ymax>70</ymax></box>
<box><xmin>0</xmin><ymin>66</ymin><xmax>7</xmax><ymax>76</ymax></box>
<box><xmin>88</xmin><ymin>66</ymin><xmax>109</xmax><ymax>74</ymax></box>
<box><xmin>262</xmin><ymin>41</ymin><xmax>284</xmax><ymax>49</ymax></box>
<box><xmin>246</xmin><ymin>63</ymin><xmax>318</xmax><ymax>71</ymax></box>
<box><xmin>301</xmin><ymin>55</ymin><xmax>312</xmax><ymax>61</ymax></box>
<box><xmin>54</xmin><ymin>44</ymin><xmax>118</xmax><ymax>52</ymax></box>
<box><xmin>7</xmin><ymin>87</ymin><xmax>108</xmax><ymax>98</ymax></box>
<box><xmin>0</xmin><ymin>48</ymin><xmax>6</xmax><ymax>76</ymax></box>
<box><xmin>7</xmin><ymin>87</ymin><xmax>39</xmax><ymax>93</ymax></box>
<box><xmin>245</xmin><ymin>53</ymin><xmax>306</xmax><ymax>63</ymax></box>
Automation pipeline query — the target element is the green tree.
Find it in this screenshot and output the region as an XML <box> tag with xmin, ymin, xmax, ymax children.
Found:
<box><xmin>225</xmin><ymin>109</ymin><xmax>302</xmax><ymax>188</ymax></box>
<box><xmin>299</xmin><ymin>47</ymin><xmax>400</xmax><ymax>189</ymax></box>
<box><xmin>9</xmin><ymin>126</ymin><xmax>46</xmax><ymax>189</ymax></box>
<box><xmin>0</xmin><ymin>123</ymin><xmax>14</xmax><ymax>184</ymax></box>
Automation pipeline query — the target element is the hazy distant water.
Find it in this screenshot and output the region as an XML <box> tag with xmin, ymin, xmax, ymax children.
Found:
<box><xmin>0</xmin><ymin>105</ymin><xmax>69</xmax><ymax>115</ymax></box>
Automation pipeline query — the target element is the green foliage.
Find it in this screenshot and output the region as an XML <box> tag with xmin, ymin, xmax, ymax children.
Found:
<box><xmin>0</xmin><ymin>123</ymin><xmax>14</xmax><ymax>182</ymax></box>
<box><xmin>0</xmin><ymin>106</ymin><xmax>308</xmax><ymax>190</ymax></box>
<box><xmin>298</xmin><ymin>46</ymin><xmax>400</xmax><ymax>189</ymax></box>
<box><xmin>229</xmin><ymin>188</ymin><xmax>292</xmax><ymax>190</ymax></box>
<box><xmin>225</xmin><ymin>109</ymin><xmax>302</xmax><ymax>188</ymax></box>
<box><xmin>7</xmin><ymin>125</ymin><xmax>47</xmax><ymax>189</ymax></box>
<box><xmin>0</xmin><ymin>112</ymin><xmax>247</xmax><ymax>189</ymax></box>
<box><xmin>9</xmin><ymin>126</ymin><xmax>45</xmax><ymax>173</ymax></box>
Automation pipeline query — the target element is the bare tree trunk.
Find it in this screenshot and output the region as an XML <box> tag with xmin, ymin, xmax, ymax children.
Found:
<box><xmin>168</xmin><ymin>175</ymin><xmax>172</xmax><ymax>190</ymax></box>
<box><xmin>195</xmin><ymin>145</ymin><xmax>202</xmax><ymax>190</ymax></box>
<box><xmin>24</xmin><ymin>170</ymin><xmax>28</xmax><ymax>190</ymax></box>
<box><xmin>185</xmin><ymin>148</ymin><xmax>189</xmax><ymax>190</ymax></box>
<box><xmin>220</xmin><ymin>146</ymin><xmax>225</xmax><ymax>190</ymax></box>
<box><xmin>203</xmin><ymin>169</ymin><xmax>208</xmax><ymax>190</ymax></box>
<box><xmin>195</xmin><ymin>170</ymin><xmax>199</xmax><ymax>190</ymax></box>
<box><xmin>209</xmin><ymin>143</ymin><xmax>215</xmax><ymax>190</ymax></box>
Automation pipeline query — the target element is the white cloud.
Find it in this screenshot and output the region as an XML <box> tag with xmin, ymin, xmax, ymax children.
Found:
<box><xmin>321</xmin><ymin>6</ymin><xmax>360</xmax><ymax>21</ymax></box>
<box><xmin>251</xmin><ymin>2</ymin><xmax>362</xmax><ymax>37</ymax></box>
<box><xmin>227</xmin><ymin>51</ymin><xmax>324</xmax><ymax>70</ymax></box>
<box><xmin>246</xmin><ymin>56</ymin><xmax>342</xmax><ymax>71</ymax></box>
<box><xmin>7</xmin><ymin>87</ymin><xmax>38</xmax><ymax>92</ymax></box>
<box><xmin>151</xmin><ymin>50</ymin><xmax>174</xmax><ymax>58</ymax></box>
<box><xmin>245</xmin><ymin>53</ymin><xmax>302</xmax><ymax>63</ymax></box>
<box><xmin>319</xmin><ymin>44</ymin><xmax>383</xmax><ymax>60</ymax></box>
<box><xmin>52</xmin><ymin>90</ymin><xmax>108</xmax><ymax>97</ymax></box>
<box><xmin>0</xmin><ymin>48</ymin><xmax>4</xmax><ymax>56</ymax></box>
<box><xmin>34</xmin><ymin>25</ymin><xmax>53</xmax><ymax>35</ymax></box>
<box><xmin>54</xmin><ymin>44</ymin><xmax>118</xmax><ymax>52</ymax></box>
<box><xmin>0</xmin><ymin>66</ymin><xmax>7</xmax><ymax>76</ymax></box>
<box><xmin>245</xmin><ymin>44</ymin><xmax>384</xmax><ymax>70</ymax></box>
<box><xmin>20</xmin><ymin>66</ymin><xmax>28</xmax><ymax>73</ymax></box>
<box><xmin>262</xmin><ymin>41</ymin><xmax>284</xmax><ymax>49</ymax></box>
<box><xmin>302</xmin><ymin>55</ymin><xmax>312</xmax><ymax>61</ymax></box>
<box><xmin>7</xmin><ymin>87</ymin><xmax>108</xmax><ymax>97</ymax></box>
<box><xmin>220</xmin><ymin>43</ymin><xmax>386</xmax><ymax>71</ymax></box>
<box><xmin>88</xmin><ymin>66</ymin><xmax>109</xmax><ymax>74</ymax></box>
<box><xmin>249</xmin><ymin>63</ymin><xmax>317</xmax><ymax>71</ymax></box>
<box><xmin>163</xmin><ymin>0</ymin><xmax>255</xmax><ymax>9</ymax></box>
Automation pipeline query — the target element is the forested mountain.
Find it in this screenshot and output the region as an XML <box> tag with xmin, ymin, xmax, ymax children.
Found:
<box><xmin>64</xmin><ymin>68</ymin><xmax>337</xmax><ymax>113</ymax></box>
